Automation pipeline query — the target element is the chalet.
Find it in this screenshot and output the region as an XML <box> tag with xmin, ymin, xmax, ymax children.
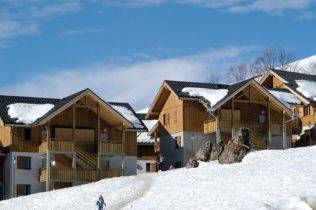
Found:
<box><xmin>146</xmin><ymin>69</ymin><xmax>316</xmax><ymax>170</ymax></box>
<box><xmin>0</xmin><ymin>89</ymin><xmax>146</xmax><ymax>199</ymax></box>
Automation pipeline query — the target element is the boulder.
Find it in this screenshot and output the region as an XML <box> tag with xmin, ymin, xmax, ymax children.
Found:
<box><xmin>186</xmin><ymin>157</ymin><xmax>199</xmax><ymax>168</ymax></box>
<box><xmin>218</xmin><ymin>127</ymin><xmax>250</xmax><ymax>164</ymax></box>
<box><xmin>210</xmin><ymin>141</ymin><xmax>225</xmax><ymax>161</ymax></box>
<box><xmin>195</xmin><ymin>141</ymin><xmax>213</xmax><ymax>162</ymax></box>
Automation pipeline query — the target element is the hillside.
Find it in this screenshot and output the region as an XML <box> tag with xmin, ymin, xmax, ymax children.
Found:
<box><xmin>1</xmin><ymin>146</ymin><xmax>316</xmax><ymax>210</ymax></box>
<box><xmin>286</xmin><ymin>55</ymin><xmax>316</xmax><ymax>74</ymax></box>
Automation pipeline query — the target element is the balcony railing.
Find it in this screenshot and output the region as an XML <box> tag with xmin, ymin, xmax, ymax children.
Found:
<box><xmin>100</xmin><ymin>141</ymin><xmax>124</xmax><ymax>154</ymax></box>
<box><xmin>39</xmin><ymin>139</ymin><xmax>124</xmax><ymax>155</ymax></box>
<box><xmin>39</xmin><ymin>168</ymin><xmax>123</xmax><ymax>182</ymax></box>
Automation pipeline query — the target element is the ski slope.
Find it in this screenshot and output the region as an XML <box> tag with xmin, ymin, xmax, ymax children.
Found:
<box><xmin>1</xmin><ymin>146</ymin><xmax>316</xmax><ymax>210</ymax></box>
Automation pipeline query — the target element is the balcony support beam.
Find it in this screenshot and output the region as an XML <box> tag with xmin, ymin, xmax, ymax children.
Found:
<box><xmin>72</xmin><ymin>104</ymin><xmax>77</xmax><ymax>182</ymax></box>
<box><xmin>97</xmin><ymin>103</ymin><xmax>101</xmax><ymax>179</ymax></box>
<box><xmin>46</xmin><ymin>121</ymin><xmax>51</xmax><ymax>191</ymax></box>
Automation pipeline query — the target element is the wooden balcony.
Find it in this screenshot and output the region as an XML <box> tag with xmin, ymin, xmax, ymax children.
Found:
<box><xmin>39</xmin><ymin>168</ymin><xmax>123</xmax><ymax>182</ymax></box>
<box><xmin>204</xmin><ymin>120</ymin><xmax>217</xmax><ymax>134</ymax></box>
<box><xmin>100</xmin><ymin>141</ymin><xmax>124</xmax><ymax>154</ymax></box>
<box><xmin>39</xmin><ymin>138</ymin><xmax>73</xmax><ymax>153</ymax></box>
<box><xmin>301</xmin><ymin>115</ymin><xmax>316</xmax><ymax>127</ymax></box>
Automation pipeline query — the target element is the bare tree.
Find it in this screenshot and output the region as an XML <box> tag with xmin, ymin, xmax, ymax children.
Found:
<box><xmin>228</xmin><ymin>63</ymin><xmax>250</xmax><ymax>83</ymax></box>
<box><xmin>227</xmin><ymin>48</ymin><xmax>296</xmax><ymax>82</ymax></box>
<box><xmin>252</xmin><ymin>48</ymin><xmax>296</xmax><ymax>74</ymax></box>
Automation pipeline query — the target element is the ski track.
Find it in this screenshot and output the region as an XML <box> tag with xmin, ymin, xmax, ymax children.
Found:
<box><xmin>110</xmin><ymin>174</ymin><xmax>152</xmax><ymax>210</ymax></box>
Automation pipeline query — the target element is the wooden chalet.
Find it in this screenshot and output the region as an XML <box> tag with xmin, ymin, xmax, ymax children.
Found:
<box><xmin>0</xmin><ymin>89</ymin><xmax>146</xmax><ymax>198</ymax></box>
<box><xmin>145</xmin><ymin>69</ymin><xmax>315</xmax><ymax>169</ymax></box>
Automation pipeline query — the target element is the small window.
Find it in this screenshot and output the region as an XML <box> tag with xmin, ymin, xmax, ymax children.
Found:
<box><xmin>304</xmin><ymin>106</ymin><xmax>310</xmax><ymax>116</ymax></box>
<box><xmin>173</xmin><ymin>110</ymin><xmax>177</xmax><ymax>123</ymax></box>
<box><xmin>16</xmin><ymin>184</ymin><xmax>31</xmax><ymax>196</ymax></box>
<box><xmin>175</xmin><ymin>136</ymin><xmax>181</xmax><ymax>149</ymax></box>
<box><xmin>146</xmin><ymin>163</ymin><xmax>150</xmax><ymax>172</ymax></box>
<box><xmin>163</xmin><ymin>113</ymin><xmax>170</xmax><ymax>126</ymax></box>
<box><xmin>24</xmin><ymin>129</ymin><xmax>31</xmax><ymax>141</ymax></box>
<box><xmin>17</xmin><ymin>156</ymin><xmax>31</xmax><ymax>170</ymax></box>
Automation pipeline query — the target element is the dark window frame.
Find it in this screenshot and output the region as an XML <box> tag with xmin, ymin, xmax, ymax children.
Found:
<box><xmin>16</xmin><ymin>184</ymin><xmax>31</xmax><ymax>196</ymax></box>
<box><xmin>146</xmin><ymin>163</ymin><xmax>151</xmax><ymax>172</ymax></box>
<box><xmin>17</xmin><ymin>156</ymin><xmax>31</xmax><ymax>170</ymax></box>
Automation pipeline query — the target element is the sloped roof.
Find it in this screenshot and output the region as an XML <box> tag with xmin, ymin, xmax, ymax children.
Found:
<box><xmin>0</xmin><ymin>89</ymin><xmax>141</xmax><ymax>128</ymax></box>
<box><xmin>108</xmin><ymin>102</ymin><xmax>147</xmax><ymax>131</ymax></box>
<box><xmin>269</xmin><ymin>69</ymin><xmax>316</xmax><ymax>102</ymax></box>
<box><xmin>271</xmin><ymin>69</ymin><xmax>316</xmax><ymax>85</ymax></box>
<box><xmin>0</xmin><ymin>95</ymin><xmax>59</xmax><ymax>125</ymax></box>
<box><xmin>165</xmin><ymin>80</ymin><xmax>229</xmax><ymax>99</ymax></box>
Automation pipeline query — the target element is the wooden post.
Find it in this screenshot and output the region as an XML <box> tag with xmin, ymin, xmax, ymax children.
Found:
<box><xmin>282</xmin><ymin>111</ymin><xmax>287</xmax><ymax>149</ymax></box>
<box><xmin>72</xmin><ymin>105</ymin><xmax>76</xmax><ymax>182</ymax></box>
<box><xmin>216</xmin><ymin>108</ymin><xmax>221</xmax><ymax>143</ymax></box>
<box><xmin>97</xmin><ymin>103</ymin><xmax>101</xmax><ymax>179</ymax></box>
<box><xmin>231</xmin><ymin>97</ymin><xmax>234</xmax><ymax>136</ymax></box>
<box><xmin>267</xmin><ymin>99</ymin><xmax>271</xmax><ymax>147</ymax></box>
<box><xmin>122</xmin><ymin>123</ymin><xmax>126</xmax><ymax>172</ymax></box>
<box><xmin>46</xmin><ymin>121</ymin><xmax>51</xmax><ymax>191</ymax></box>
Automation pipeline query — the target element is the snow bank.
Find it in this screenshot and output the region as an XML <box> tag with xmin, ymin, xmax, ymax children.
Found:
<box><xmin>295</xmin><ymin>80</ymin><xmax>316</xmax><ymax>101</ymax></box>
<box><xmin>137</xmin><ymin>120</ymin><xmax>158</xmax><ymax>143</ymax></box>
<box><xmin>268</xmin><ymin>89</ymin><xmax>301</xmax><ymax>108</ymax></box>
<box><xmin>7</xmin><ymin>103</ymin><xmax>54</xmax><ymax>124</ymax></box>
<box><xmin>182</xmin><ymin>87</ymin><xmax>228</xmax><ymax>107</ymax></box>
<box><xmin>2</xmin><ymin>146</ymin><xmax>316</xmax><ymax>210</ymax></box>
<box><xmin>111</xmin><ymin>105</ymin><xmax>144</xmax><ymax>129</ymax></box>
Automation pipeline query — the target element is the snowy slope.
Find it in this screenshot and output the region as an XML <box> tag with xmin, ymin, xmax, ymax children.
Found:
<box><xmin>285</xmin><ymin>55</ymin><xmax>316</xmax><ymax>74</ymax></box>
<box><xmin>1</xmin><ymin>147</ymin><xmax>316</xmax><ymax>210</ymax></box>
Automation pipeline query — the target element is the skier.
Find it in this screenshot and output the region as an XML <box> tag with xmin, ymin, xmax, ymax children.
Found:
<box><xmin>96</xmin><ymin>195</ymin><xmax>106</xmax><ymax>210</ymax></box>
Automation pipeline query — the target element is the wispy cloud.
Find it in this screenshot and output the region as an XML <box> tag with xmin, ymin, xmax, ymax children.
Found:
<box><xmin>60</xmin><ymin>27</ymin><xmax>108</xmax><ymax>36</ymax></box>
<box><xmin>103</xmin><ymin>0</ymin><xmax>315</xmax><ymax>16</ymax></box>
<box><xmin>0</xmin><ymin>46</ymin><xmax>258</xmax><ymax>109</ymax></box>
<box><xmin>0</xmin><ymin>1</ymin><xmax>83</xmax><ymax>43</ymax></box>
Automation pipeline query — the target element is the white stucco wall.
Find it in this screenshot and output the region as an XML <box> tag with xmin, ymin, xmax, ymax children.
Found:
<box><xmin>137</xmin><ymin>159</ymin><xmax>156</xmax><ymax>174</ymax></box>
<box><xmin>4</xmin><ymin>152</ymin><xmax>44</xmax><ymax>198</ymax></box>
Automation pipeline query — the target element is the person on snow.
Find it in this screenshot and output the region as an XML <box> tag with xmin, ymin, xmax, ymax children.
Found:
<box><xmin>96</xmin><ymin>195</ymin><xmax>106</xmax><ymax>210</ymax></box>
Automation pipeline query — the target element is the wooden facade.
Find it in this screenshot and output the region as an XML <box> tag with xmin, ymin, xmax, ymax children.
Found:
<box><xmin>0</xmin><ymin>91</ymin><xmax>140</xmax><ymax>192</ymax></box>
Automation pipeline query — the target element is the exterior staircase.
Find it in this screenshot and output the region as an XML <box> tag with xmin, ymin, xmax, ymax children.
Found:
<box><xmin>75</xmin><ymin>146</ymin><xmax>97</xmax><ymax>168</ymax></box>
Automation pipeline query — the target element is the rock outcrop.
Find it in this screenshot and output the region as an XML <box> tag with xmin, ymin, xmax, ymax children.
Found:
<box><xmin>186</xmin><ymin>157</ymin><xmax>199</xmax><ymax>168</ymax></box>
<box><xmin>210</xmin><ymin>141</ymin><xmax>225</xmax><ymax>161</ymax></box>
<box><xmin>195</xmin><ymin>141</ymin><xmax>212</xmax><ymax>162</ymax></box>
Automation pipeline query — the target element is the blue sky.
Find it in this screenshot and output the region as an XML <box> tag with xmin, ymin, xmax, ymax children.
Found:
<box><xmin>0</xmin><ymin>0</ymin><xmax>316</xmax><ymax>109</ymax></box>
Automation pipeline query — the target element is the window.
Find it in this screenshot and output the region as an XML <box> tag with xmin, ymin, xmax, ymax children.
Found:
<box><xmin>17</xmin><ymin>156</ymin><xmax>31</xmax><ymax>170</ymax></box>
<box><xmin>146</xmin><ymin>163</ymin><xmax>151</xmax><ymax>172</ymax></box>
<box><xmin>24</xmin><ymin>129</ymin><xmax>31</xmax><ymax>141</ymax></box>
<box><xmin>16</xmin><ymin>184</ymin><xmax>31</xmax><ymax>196</ymax></box>
<box><xmin>175</xmin><ymin>136</ymin><xmax>181</xmax><ymax>149</ymax></box>
<box><xmin>163</xmin><ymin>113</ymin><xmax>170</xmax><ymax>126</ymax></box>
<box><xmin>173</xmin><ymin>110</ymin><xmax>177</xmax><ymax>123</ymax></box>
<box><xmin>304</xmin><ymin>106</ymin><xmax>310</xmax><ymax>116</ymax></box>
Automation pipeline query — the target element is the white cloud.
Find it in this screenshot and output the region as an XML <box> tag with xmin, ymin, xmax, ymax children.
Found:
<box><xmin>0</xmin><ymin>46</ymin><xmax>257</xmax><ymax>109</ymax></box>
<box><xmin>103</xmin><ymin>0</ymin><xmax>315</xmax><ymax>15</ymax></box>
<box><xmin>0</xmin><ymin>20</ymin><xmax>37</xmax><ymax>40</ymax></box>
<box><xmin>60</xmin><ymin>27</ymin><xmax>108</xmax><ymax>36</ymax></box>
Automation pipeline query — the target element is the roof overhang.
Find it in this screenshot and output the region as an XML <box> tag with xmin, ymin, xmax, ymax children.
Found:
<box><xmin>212</xmin><ymin>79</ymin><xmax>292</xmax><ymax>116</ymax></box>
<box><xmin>259</xmin><ymin>69</ymin><xmax>310</xmax><ymax>105</ymax></box>
<box><xmin>32</xmin><ymin>89</ymin><xmax>134</xmax><ymax>128</ymax></box>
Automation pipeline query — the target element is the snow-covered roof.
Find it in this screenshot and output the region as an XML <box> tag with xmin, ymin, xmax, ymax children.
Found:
<box><xmin>111</xmin><ymin>105</ymin><xmax>145</xmax><ymax>129</ymax></box>
<box><xmin>182</xmin><ymin>87</ymin><xmax>228</xmax><ymax>107</ymax></box>
<box><xmin>268</xmin><ymin>89</ymin><xmax>301</xmax><ymax>108</ymax></box>
<box><xmin>7</xmin><ymin>103</ymin><xmax>54</xmax><ymax>125</ymax></box>
<box><xmin>137</xmin><ymin>119</ymin><xmax>158</xmax><ymax>144</ymax></box>
<box><xmin>295</xmin><ymin>80</ymin><xmax>316</xmax><ymax>101</ymax></box>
